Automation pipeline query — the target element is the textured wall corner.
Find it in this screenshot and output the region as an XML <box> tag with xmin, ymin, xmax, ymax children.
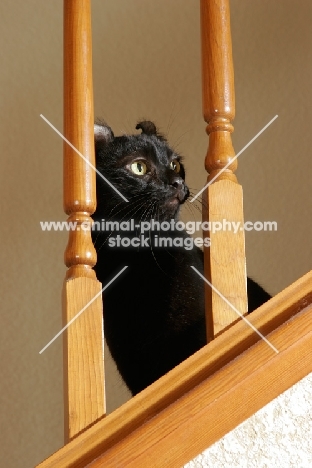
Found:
<box><xmin>185</xmin><ymin>372</ymin><xmax>312</xmax><ymax>467</ymax></box>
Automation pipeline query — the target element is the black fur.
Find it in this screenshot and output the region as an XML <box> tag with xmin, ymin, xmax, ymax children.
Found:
<box><xmin>92</xmin><ymin>121</ymin><xmax>270</xmax><ymax>395</ymax></box>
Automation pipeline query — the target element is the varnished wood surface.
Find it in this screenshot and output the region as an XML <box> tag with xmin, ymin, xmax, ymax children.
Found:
<box><xmin>201</xmin><ymin>0</ymin><xmax>235</xmax><ymax>125</ymax></box>
<box><xmin>204</xmin><ymin>180</ymin><xmax>247</xmax><ymax>336</ymax></box>
<box><xmin>37</xmin><ymin>270</ymin><xmax>312</xmax><ymax>467</ymax></box>
<box><xmin>63</xmin><ymin>0</ymin><xmax>97</xmax><ymax>280</ymax></box>
<box><xmin>90</xmin><ymin>303</ymin><xmax>312</xmax><ymax>467</ymax></box>
<box><xmin>63</xmin><ymin>278</ymin><xmax>105</xmax><ymax>442</ymax></box>
<box><xmin>62</xmin><ymin>0</ymin><xmax>105</xmax><ymax>441</ymax></box>
<box><xmin>201</xmin><ymin>0</ymin><xmax>235</xmax><ymax>178</ymax></box>
<box><xmin>201</xmin><ymin>0</ymin><xmax>247</xmax><ymax>337</ymax></box>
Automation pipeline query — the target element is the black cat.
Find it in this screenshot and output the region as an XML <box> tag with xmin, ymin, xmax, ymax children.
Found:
<box><xmin>92</xmin><ymin>120</ymin><xmax>270</xmax><ymax>395</ymax></box>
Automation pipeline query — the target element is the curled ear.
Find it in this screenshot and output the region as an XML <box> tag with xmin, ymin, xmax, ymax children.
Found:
<box><xmin>136</xmin><ymin>121</ymin><xmax>157</xmax><ymax>135</ymax></box>
<box><xmin>94</xmin><ymin>120</ymin><xmax>114</xmax><ymax>145</ymax></box>
<box><xmin>136</xmin><ymin>120</ymin><xmax>166</xmax><ymax>140</ymax></box>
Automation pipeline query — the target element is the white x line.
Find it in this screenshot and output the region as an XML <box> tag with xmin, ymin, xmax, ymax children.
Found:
<box><xmin>39</xmin><ymin>266</ymin><xmax>128</xmax><ymax>354</ymax></box>
<box><xmin>191</xmin><ymin>266</ymin><xmax>279</xmax><ymax>354</ymax></box>
<box><xmin>191</xmin><ymin>115</ymin><xmax>278</xmax><ymax>202</ymax></box>
<box><xmin>40</xmin><ymin>114</ymin><xmax>129</xmax><ymax>202</ymax></box>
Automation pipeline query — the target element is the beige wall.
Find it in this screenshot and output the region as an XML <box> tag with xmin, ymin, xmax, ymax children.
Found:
<box><xmin>0</xmin><ymin>1</ymin><xmax>311</xmax><ymax>467</ymax></box>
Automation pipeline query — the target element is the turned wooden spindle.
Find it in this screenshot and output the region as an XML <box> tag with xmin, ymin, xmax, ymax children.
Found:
<box><xmin>63</xmin><ymin>0</ymin><xmax>105</xmax><ymax>442</ymax></box>
<box><xmin>201</xmin><ymin>0</ymin><xmax>247</xmax><ymax>339</ymax></box>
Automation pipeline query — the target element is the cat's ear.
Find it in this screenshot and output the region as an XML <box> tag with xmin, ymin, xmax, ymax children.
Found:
<box><xmin>136</xmin><ymin>121</ymin><xmax>166</xmax><ymax>141</ymax></box>
<box><xmin>94</xmin><ymin>120</ymin><xmax>114</xmax><ymax>145</ymax></box>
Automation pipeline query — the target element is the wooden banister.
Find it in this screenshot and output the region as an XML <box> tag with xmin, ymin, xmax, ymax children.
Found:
<box><xmin>63</xmin><ymin>0</ymin><xmax>105</xmax><ymax>441</ymax></box>
<box><xmin>36</xmin><ymin>2</ymin><xmax>312</xmax><ymax>466</ymax></box>
<box><xmin>201</xmin><ymin>0</ymin><xmax>247</xmax><ymax>338</ymax></box>
<box><xmin>37</xmin><ymin>271</ymin><xmax>312</xmax><ymax>467</ymax></box>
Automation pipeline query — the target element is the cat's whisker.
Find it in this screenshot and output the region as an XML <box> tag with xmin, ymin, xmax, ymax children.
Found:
<box><xmin>147</xmin><ymin>202</ymin><xmax>174</xmax><ymax>278</ymax></box>
<box><xmin>187</xmin><ymin>191</ymin><xmax>208</xmax><ymax>210</ymax></box>
<box><xmin>171</xmin><ymin>128</ymin><xmax>192</xmax><ymax>151</ymax></box>
<box><xmin>128</xmin><ymin>198</ymin><xmax>152</xmax><ymax>223</ymax></box>
<box><xmin>93</xmin><ymin>200</ymin><xmax>134</xmax><ymax>247</ymax></box>
<box><xmin>166</xmin><ymin>99</ymin><xmax>179</xmax><ymax>138</ymax></box>
<box><xmin>94</xmin><ymin>198</ymin><xmax>150</xmax><ymax>252</ymax></box>
<box><xmin>105</xmin><ymin>194</ymin><xmax>147</xmax><ymax>220</ymax></box>
<box><xmin>185</xmin><ymin>199</ymin><xmax>204</xmax><ymax>216</ymax></box>
<box><xmin>183</xmin><ymin>201</ymin><xmax>199</xmax><ymax>221</ymax></box>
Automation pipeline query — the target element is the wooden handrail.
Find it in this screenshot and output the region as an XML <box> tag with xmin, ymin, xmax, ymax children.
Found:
<box><xmin>201</xmin><ymin>0</ymin><xmax>247</xmax><ymax>338</ymax></box>
<box><xmin>63</xmin><ymin>0</ymin><xmax>105</xmax><ymax>441</ymax></box>
<box><xmin>37</xmin><ymin>271</ymin><xmax>312</xmax><ymax>467</ymax></box>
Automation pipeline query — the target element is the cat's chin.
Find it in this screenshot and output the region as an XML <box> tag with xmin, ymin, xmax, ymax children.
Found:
<box><xmin>166</xmin><ymin>197</ymin><xmax>180</xmax><ymax>206</ymax></box>
<box><xmin>161</xmin><ymin>197</ymin><xmax>182</xmax><ymax>219</ymax></box>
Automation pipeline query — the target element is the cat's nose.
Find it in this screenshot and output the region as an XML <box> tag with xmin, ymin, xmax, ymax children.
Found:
<box><xmin>170</xmin><ymin>176</ymin><xmax>184</xmax><ymax>189</ymax></box>
<box><xmin>170</xmin><ymin>175</ymin><xmax>188</xmax><ymax>201</ymax></box>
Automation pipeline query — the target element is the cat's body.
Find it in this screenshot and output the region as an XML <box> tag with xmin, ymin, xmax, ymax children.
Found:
<box><xmin>93</xmin><ymin>121</ymin><xmax>270</xmax><ymax>395</ymax></box>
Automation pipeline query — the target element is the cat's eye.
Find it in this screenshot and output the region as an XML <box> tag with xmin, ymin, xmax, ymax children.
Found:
<box><xmin>170</xmin><ymin>159</ymin><xmax>181</xmax><ymax>173</ymax></box>
<box><xmin>130</xmin><ymin>161</ymin><xmax>147</xmax><ymax>175</ymax></box>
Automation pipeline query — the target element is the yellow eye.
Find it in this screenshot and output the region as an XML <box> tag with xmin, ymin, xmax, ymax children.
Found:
<box><xmin>130</xmin><ymin>161</ymin><xmax>147</xmax><ymax>175</ymax></box>
<box><xmin>170</xmin><ymin>159</ymin><xmax>181</xmax><ymax>173</ymax></box>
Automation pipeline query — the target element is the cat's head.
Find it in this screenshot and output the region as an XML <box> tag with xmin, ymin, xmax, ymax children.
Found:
<box><xmin>94</xmin><ymin>120</ymin><xmax>189</xmax><ymax>222</ymax></box>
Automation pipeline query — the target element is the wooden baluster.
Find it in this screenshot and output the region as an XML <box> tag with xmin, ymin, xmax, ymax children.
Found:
<box><xmin>63</xmin><ymin>0</ymin><xmax>105</xmax><ymax>441</ymax></box>
<box><xmin>201</xmin><ymin>0</ymin><xmax>247</xmax><ymax>339</ymax></box>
